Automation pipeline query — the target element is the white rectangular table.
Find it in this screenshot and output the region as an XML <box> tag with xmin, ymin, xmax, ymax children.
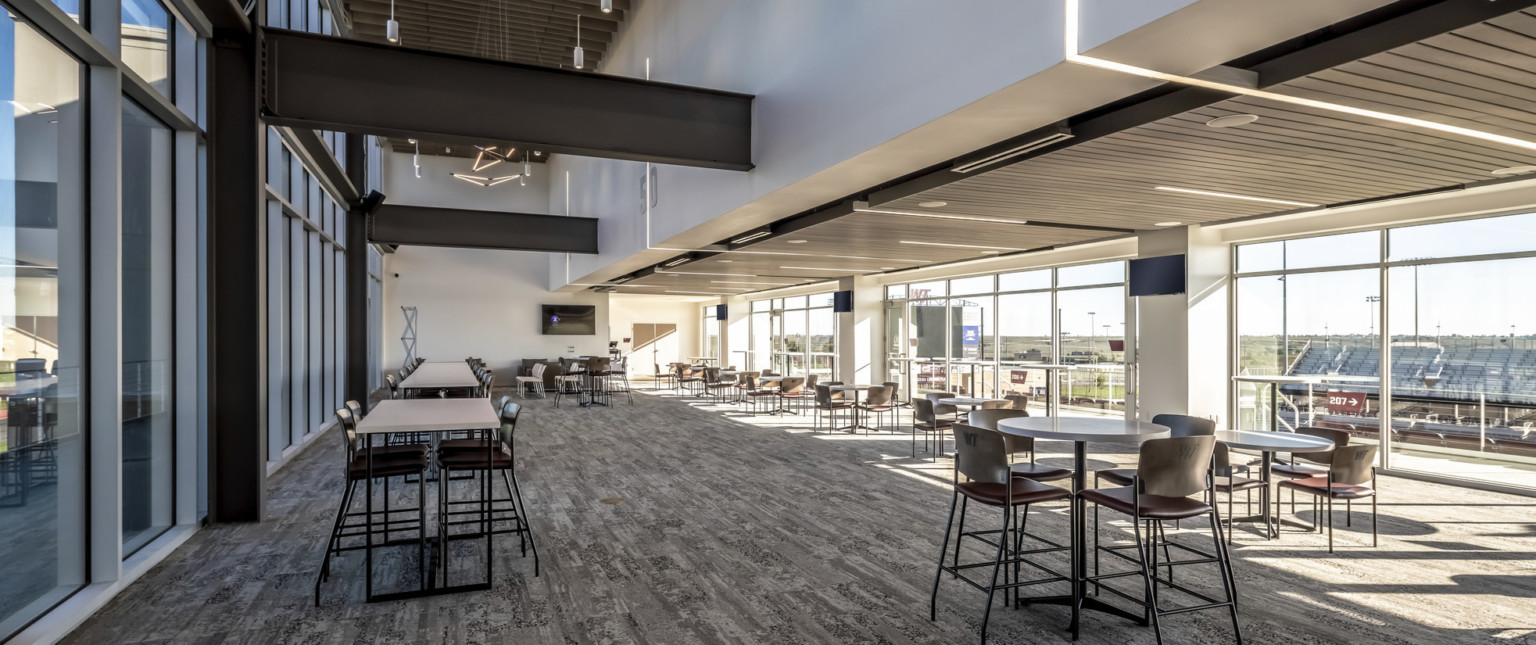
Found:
<box><xmin>354</xmin><ymin>398</ymin><xmax>501</xmax><ymax>602</ymax></box>
<box><xmin>399</xmin><ymin>362</ymin><xmax>480</xmax><ymax>392</ymax></box>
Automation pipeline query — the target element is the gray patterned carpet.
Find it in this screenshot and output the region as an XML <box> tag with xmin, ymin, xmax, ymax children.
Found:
<box><xmin>64</xmin><ymin>389</ymin><xmax>1536</xmax><ymax>644</ymax></box>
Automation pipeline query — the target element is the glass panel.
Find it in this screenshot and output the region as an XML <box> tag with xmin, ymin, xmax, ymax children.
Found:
<box><xmin>751</xmin><ymin>299</ymin><xmax>769</xmax><ymax>313</ymax></box>
<box><xmin>949</xmin><ymin>275</ymin><xmax>992</xmax><ymax>296</ymax></box>
<box><xmin>749</xmin><ymin>311</ymin><xmax>770</xmax><ymax>371</ymax></box>
<box><xmin>1238</xmin><ymin>231</ymin><xmax>1379</xmax><ymax>273</ymax></box>
<box><xmin>703</xmin><ymin>309</ymin><xmax>719</xmax><ymax>359</ymax></box>
<box><xmin>999</xmin><ymin>268</ymin><xmax>1050</xmax><ymax>292</ymax></box>
<box><xmin>47</xmin><ymin>0</ymin><xmax>83</xmax><ymax>22</ymax></box>
<box><xmin>121</xmin><ymin>99</ymin><xmax>174</xmax><ymax>554</ymax></box>
<box><xmin>884</xmin><ymin>301</ymin><xmax>906</xmax><ymax>392</ymax></box>
<box><xmin>999</xmin><ymin>292</ymin><xmax>1052</xmax><ymax>414</ymax></box>
<box><xmin>782</xmin><ymin>310</ymin><xmax>806</xmax><ymax>374</ymax></box>
<box><xmin>808</xmin><ymin>292</ymin><xmax>834</xmax><ymax>308</ymax></box>
<box><xmin>808</xmin><ymin>306</ymin><xmax>834</xmax><ymax>381</ymax></box>
<box><xmin>1387</xmin><ymin>258</ymin><xmax>1536</xmax><ymax>488</ymax></box>
<box><xmin>909</xmin><ymin>294</ymin><xmax>948</xmax><ymax>395</ymax></box>
<box><xmin>1389</xmin><ymin>212</ymin><xmax>1536</xmax><ymax>262</ymax></box>
<box><xmin>121</xmin><ymin>0</ymin><xmax>172</xmax><ymax>96</ymax></box>
<box><xmin>908</xmin><ymin>280</ymin><xmax>945</xmax><ymax>299</ymax></box>
<box><xmin>784</xmin><ymin>295</ymin><xmax>807</xmax><ymax>310</ymax></box>
<box><xmin>1057</xmin><ymin>261</ymin><xmax>1123</xmax><ymax>287</ymax></box>
<box><xmin>0</xmin><ymin>15</ymin><xmax>86</xmax><ymax>638</ymax></box>
<box><xmin>885</xmin><ymin>284</ymin><xmax>907</xmax><ymax>300</ymax></box>
<box><xmin>1057</xmin><ymin>286</ymin><xmax>1126</xmax><ymax>416</ymax></box>
<box><xmin>949</xmin><ymin>295</ymin><xmax>993</xmax><ymax>397</ymax></box>
<box><xmin>1236</xmin><ymin>269</ymin><xmax>1379</xmax><ymax>433</ymax></box>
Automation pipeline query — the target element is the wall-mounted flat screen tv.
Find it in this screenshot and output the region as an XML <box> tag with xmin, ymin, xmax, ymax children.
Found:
<box><xmin>1128</xmin><ymin>254</ymin><xmax>1186</xmax><ymax>297</ymax></box>
<box><xmin>541</xmin><ymin>305</ymin><xmax>596</xmax><ymax>335</ymax></box>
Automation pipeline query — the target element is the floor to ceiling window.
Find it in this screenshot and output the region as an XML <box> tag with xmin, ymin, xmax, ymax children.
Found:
<box><xmin>121</xmin><ymin>99</ymin><xmax>175</xmax><ymax>554</ymax></box>
<box><xmin>121</xmin><ymin>0</ymin><xmax>172</xmax><ymax>95</ymax></box>
<box><xmin>702</xmin><ymin>305</ymin><xmax>718</xmax><ymax>360</ymax></box>
<box><xmin>1234</xmin><ymin>213</ymin><xmax>1536</xmax><ymax>490</ymax></box>
<box><xmin>0</xmin><ymin>10</ymin><xmax>87</xmax><ymax>637</ymax></box>
<box><xmin>885</xmin><ymin>261</ymin><xmax>1126</xmax><ymax>417</ymax></box>
<box><xmin>746</xmin><ymin>293</ymin><xmax>835</xmax><ymax>378</ymax></box>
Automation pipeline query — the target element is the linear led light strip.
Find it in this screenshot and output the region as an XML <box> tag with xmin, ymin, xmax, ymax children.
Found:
<box><xmin>854</xmin><ymin>206</ymin><xmax>1027</xmax><ymax>225</ymax></box>
<box><xmin>1153</xmin><ymin>186</ymin><xmax>1317</xmax><ymax>208</ymax></box>
<box><xmin>651</xmin><ymin>247</ymin><xmax>933</xmax><ymax>264</ymax></box>
<box><xmin>1062</xmin><ymin>0</ymin><xmax>1536</xmax><ymax>153</ymax></box>
<box><xmin>899</xmin><ymin>240</ymin><xmax>1023</xmax><ymax>252</ymax></box>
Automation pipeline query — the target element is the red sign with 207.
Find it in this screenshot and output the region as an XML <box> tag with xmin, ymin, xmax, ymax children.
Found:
<box><xmin>1327</xmin><ymin>391</ymin><xmax>1367</xmax><ymax>414</ymax></box>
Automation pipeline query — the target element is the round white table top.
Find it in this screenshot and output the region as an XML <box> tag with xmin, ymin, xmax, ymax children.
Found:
<box><xmin>828</xmin><ymin>384</ymin><xmax>875</xmax><ymax>391</ymax></box>
<box><xmin>939</xmin><ymin>397</ymin><xmax>1008</xmax><ymax>407</ymax></box>
<box><xmin>996</xmin><ymin>416</ymin><xmax>1169</xmax><ymax>443</ymax></box>
<box><xmin>1216</xmin><ymin>430</ymin><xmax>1336</xmax><ymax>452</ymax></box>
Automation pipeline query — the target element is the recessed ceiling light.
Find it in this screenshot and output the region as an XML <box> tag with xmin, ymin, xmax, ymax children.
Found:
<box><xmin>1153</xmin><ymin>186</ymin><xmax>1317</xmax><ymax>208</ymax></box>
<box><xmin>1154</xmin><ymin>221</ymin><xmax>1182</xmax><ymax>227</ymax></box>
<box><xmin>918</xmin><ymin>201</ymin><xmax>948</xmax><ymax>208</ymax></box>
<box><xmin>1491</xmin><ymin>165</ymin><xmax>1536</xmax><ymax>176</ymax></box>
<box><xmin>1206</xmin><ymin>114</ymin><xmax>1259</xmax><ymax>128</ymax></box>
<box><xmin>786</xmin><ymin>239</ymin><xmax>808</xmax><ymax>244</ymax></box>
<box><xmin>899</xmin><ymin>240</ymin><xmax>1024</xmax><ymax>251</ymax></box>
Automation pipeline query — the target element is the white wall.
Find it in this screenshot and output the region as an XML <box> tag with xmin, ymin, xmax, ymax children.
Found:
<box><xmin>607</xmin><ymin>294</ymin><xmax>704</xmax><ymax>375</ymax></box>
<box><xmin>381</xmin><ymin>246</ymin><xmax>609</xmax><ymax>376</ymax></box>
<box><xmin>379</xmin><ymin>149</ymin><xmax>610</xmax><ymax>377</ymax></box>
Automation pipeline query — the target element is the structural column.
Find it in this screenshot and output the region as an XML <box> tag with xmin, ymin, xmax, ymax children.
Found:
<box><xmin>345</xmin><ymin>138</ymin><xmax>370</xmax><ymax>404</ymax></box>
<box><xmin>208</xmin><ymin>27</ymin><xmax>268</xmax><ymax>522</ymax></box>
<box><xmin>1131</xmin><ymin>226</ymin><xmax>1230</xmax><ymax>424</ymax></box>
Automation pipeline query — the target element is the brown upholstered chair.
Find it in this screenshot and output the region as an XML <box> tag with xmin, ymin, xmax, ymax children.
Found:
<box><xmin>1271</xmin><ymin>426</ymin><xmax>1350</xmax><ymax>514</ymax></box>
<box><xmin>910</xmin><ymin>397</ymin><xmax>951</xmax><ymax>459</ymax></box>
<box><xmin>435</xmin><ymin>401</ymin><xmax>539</xmax><ymax>573</ymax></box>
<box><xmin>815</xmin><ymin>382</ymin><xmax>852</xmax><ymax>433</ymax></box>
<box><xmin>1095</xmin><ymin>414</ymin><xmax>1215</xmax><ymax>488</ymax></box>
<box><xmin>1082</xmin><ymin>435</ymin><xmax>1241</xmax><ymax>644</ymax></box>
<box><xmin>1276</xmin><ymin>444</ymin><xmax>1378</xmax><ymax>552</ymax></box>
<box><xmin>777</xmin><ymin>376</ymin><xmax>808</xmax><ymax>415</ymax></box>
<box><xmin>857</xmin><ymin>385</ymin><xmax>896</xmax><ymax>433</ymax></box>
<box><xmin>967</xmin><ymin>408</ymin><xmax>1071</xmax><ymax>483</ymax></box>
<box><xmin>931</xmin><ymin>423</ymin><xmax>1071</xmax><ymax>643</ymax></box>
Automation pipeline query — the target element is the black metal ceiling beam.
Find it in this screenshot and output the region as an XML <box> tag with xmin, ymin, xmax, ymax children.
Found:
<box><xmin>867</xmin><ymin>0</ymin><xmax>1536</xmax><ymax>207</ymax></box>
<box><xmin>369</xmin><ymin>204</ymin><xmax>599</xmax><ymax>253</ymax></box>
<box><xmin>260</xmin><ymin>28</ymin><xmax>754</xmax><ymax>170</ymax></box>
<box><xmin>286</xmin><ymin>127</ymin><xmax>360</xmax><ymax>204</ymax></box>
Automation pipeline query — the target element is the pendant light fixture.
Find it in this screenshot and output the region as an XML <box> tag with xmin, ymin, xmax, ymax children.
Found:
<box><xmin>386</xmin><ymin>0</ymin><xmax>400</xmax><ymax>42</ymax></box>
<box><xmin>600</xmin><ymin>0</ymin><xmax>612</xmax><ymax>13</ymax></box>
<box><xmin>409</xmin><ymin>139</ymin><xmax>421</xmax><ymax>178</ymax></box>
<box><xmin>573</xmin><ymin>15</ymin><xmax>584</xmax><ymax>69</ymax></box>
<box><xmin>523</xmin><ymin>150</ymin><xmax>532</xmax><ymax>179</ymax></box>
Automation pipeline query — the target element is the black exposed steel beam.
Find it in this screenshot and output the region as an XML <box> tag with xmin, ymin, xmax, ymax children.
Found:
<box><xmin>287</xmin><ymin>127</ymin><xmax>360</xmax><ymax>204</ymax></box>
<box><xmin>868</xmin><ymin>0</ymin><xmax>1534</xmax><ymax>207</ymax></box>
<box><xmin>345</xmin><ymin>142</ymin><xmax>370</xmax><ymax>405</ymax></box>
<box><xmin>369</xmin><ymin>204</ymin><xmax>599</xmax><ymax>254</ymax></box>
<box><xmin>208</xmin><ymin>31</ymin><xmax>267</xmax><ymax>523</ymax></box>
<box><xmin>260</xmin><ymin>28</ymin><xmax>754</xmax><ymax>170</ymax></box>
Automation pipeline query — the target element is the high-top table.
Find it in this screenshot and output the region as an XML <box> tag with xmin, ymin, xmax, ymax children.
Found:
<box><xmin>1215</xmin><ymin>430</ymin><xmax>1335</xmax><ymax>539</ymax></box>
<box><xmin>354</xmin><ymin>398</ymin><xmax>502</xmax><ymax>602</ymax></box>
<box><xmin>996</xmin><ymin>416</ymin><xmax>1169</xmax><ymax>639</ymax></box>
<box><xmin>1007</xmin><ymin>364</ymin><xmax>1078</xmax><ymax>416</ymax></box>
<box><xmin>400</xmin><ymin>362</ymin><xmax>480</xmax><ymax>395</ymax></box>
<box><xmin>828</xmin><ymin>384</ymin><xmax>878</xmax><ymax>432</ymax></box>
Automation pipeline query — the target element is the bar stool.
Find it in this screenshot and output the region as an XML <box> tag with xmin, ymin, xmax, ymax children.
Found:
<box><xmin>314</xmin><ymin>407</ymin><xmax>429</xmax><ymax>606</ymax></box>
<box><xmin>436</xmin><ymin>401</ymin><xmax>540</xmax><ymax>575</ymax></box>
<box><xmin>609</xmin><ymin>356</ymin><xmax>634</xmax><ymax>404</ymax></box>
<box><xmin>966</xmin><ymin>408</ymin><xmax>1071</xmax><ymax>483</ymax></box>
<box><xmin>553</xmin><ymin>361</ymin><xmax>585</xmax><ymax>407</ymax></box>
<box><xmin>931</xmin><ymin>423</ymin><xmax>1071</xmax><ymax>643</ymax></box>
<box><xmin>1082</xmin><ymin>435</ymin><xmax>1242</xmax><ymax>645</ymax></box>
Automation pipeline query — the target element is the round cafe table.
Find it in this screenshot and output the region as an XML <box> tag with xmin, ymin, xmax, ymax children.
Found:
<box><xmin>938</xmin><ymin>397</ymin><xmax>1008</xmax><ymax>421</ymax></box>
<box><xmin>828</xmin><ymin>384</ymin><xmax>877</xmax><ymax>432</ymax></box>
<box><xmin>995</xmin><ymin>416</ymin><xmax>1169</xmax><ymax>639</ymax></box>
<box><xmin>1215</xmin><ymin>430</ymin><xmax>1335</xmax><ymax>539</ymax></box>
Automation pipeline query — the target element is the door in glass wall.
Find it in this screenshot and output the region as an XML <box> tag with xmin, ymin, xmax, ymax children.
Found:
<box><xmin>883</xmin><ymin>299</ymin><xmax>907</xmax><ymax>394</ymax></box>
<box><xmin>1236</xmin><ymin>269</ymin><xmax>1380</xmax><ymax>435</ymax></box>
<box><xmin>998</xmin><ymin>292</ymin><xmax>1052</xmax><ymax>413</ymax></box>
<box><xmin>909</xmin><ymin>292</ymin><xmax>948</xmax><ymax>395</ymax></box>
<box><xmin>948</xmin><ymin>295</ymin><xmax>993</xmax><ymax>397</ymax></box>
<box><xmin>807</xmin><ymin>306</ymin><xmax>834</xmax><ymax>382</ymax></box>
<box><xmin>1387</xmin><ymin>255</ymin><xmax>1536</xmax><ymax>487</ymax></box>
<box><xmin>1057</xmin><ymin>286</ymin><xmax>1125</xmax><ymax>417</ymax></box>
<box><xmin>0</xmin><ymin>16</ymin><xmax>87</xmax><ymax>638</ymax></box>
<box><xmin>121</xmin><ymin>99</ymin><xmax>174</xmax><ymax>554</ymax></box>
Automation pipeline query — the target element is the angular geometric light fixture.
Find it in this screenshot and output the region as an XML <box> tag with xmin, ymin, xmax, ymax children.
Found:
<box><xmin>451</xmin><ymin>173</ymin><xmax>522</xmax><ymax>187</ymax></box>
<box><xmin>472</xmin><ymin>145</ymin><xmax>515</xmax><ymax>171</ymax></box>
